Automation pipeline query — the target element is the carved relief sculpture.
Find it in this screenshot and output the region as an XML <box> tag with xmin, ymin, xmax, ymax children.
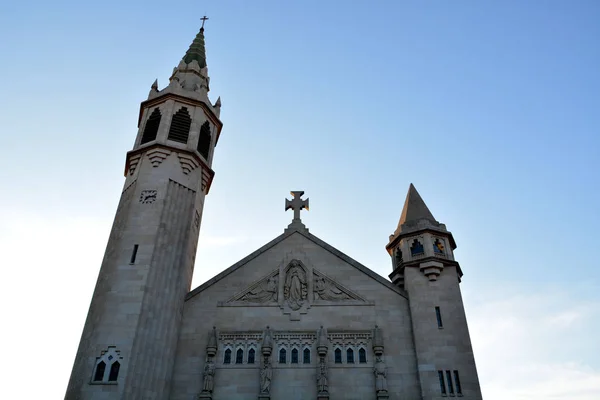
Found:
<box><xmin>284</xmin><ymin>261</ymin><xmax>307</xmax><ymax>310</ymax></box>
<box><xmin>260</xmin><ymin>357</ymin><xmax>272</xmax><ymax>394</ymax></box>
<box><xmin>317</xmin><ymin>356</ymin><xmax>329</xmax><ymax>394</ymax></box>
<box><xmin>314</xmin><ymin>276</ymin><xmax>352</xmax><ymax>301</ymax></box>
<box><xmin>262</xmin><ymin>326</ymin><xmax>273</xmax><ymax>353</ymax></box>
<box><xmin>239</xmin><ymin>276</ymin><xmax>278</xmax><ymax>303</ymax></box>
<box><xmin>202</xmin><ymin>360</ymin><xmax>215</xmax><ymax>393</ymax></box>
<box><xmin>374</xmin><ymin>355</ymin><xmax>388</xmax><ymax>394</ymax></box>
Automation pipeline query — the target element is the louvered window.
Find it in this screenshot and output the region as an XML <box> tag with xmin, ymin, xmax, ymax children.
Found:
<box><xmin>197</xmin><ymin>121</ymin><xmax>211</xmax><ymax>160</ymax></box>
<box><xmin>167</xmin><ymin>107</ymin><xmax>192</xmax><ymax>144</ymax></box>
<box><xmin>140</xmin><ymin>108</ymin><xmax>161</xmax><ymax>144</ymax></box>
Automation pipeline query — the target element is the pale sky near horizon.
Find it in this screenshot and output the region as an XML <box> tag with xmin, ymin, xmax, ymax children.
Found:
<box><xmin>1</xmin><ymin>1</ymin><xmax>599</xmax><ymax>399</ymax></box>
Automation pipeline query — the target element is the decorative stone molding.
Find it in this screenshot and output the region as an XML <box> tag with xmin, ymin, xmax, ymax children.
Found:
<box><xmin>146</xmin><ymin>148</ymin><xmax>171</xmax><ymax>167</ymax></box>
<box><xmin>127</xmin><ymin>153</ymin><xmax>142</xmax><ymax>175</ymax></box>
<box><xmin>223</xmin><ymin>271</ymin><xmax>279</xmax><ymax>306</ymax></box>
<box><xmin>178</xmin><ymin>152</ymin><xmax>201</xmax><ymax>175</ymax></box>
<box><xmin>420</xmin><ymin>260</ymin><xmax>444</xmax><ymax>281</ymax></box>
<box><xmin>313</xmin><ymin>270</ymin><xmax>366</xmax><ymax>303</ymax></box>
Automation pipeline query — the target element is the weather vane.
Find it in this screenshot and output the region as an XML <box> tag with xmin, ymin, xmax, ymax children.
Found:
<box><xmin>201</xmin><ymin>15</ymin><xmax>209</xmax><ymax>29</ymax></box>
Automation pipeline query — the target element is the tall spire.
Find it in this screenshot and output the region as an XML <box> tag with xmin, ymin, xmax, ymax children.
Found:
<box><xmin>397</xmin><ymin>184</ymin><xmax>436</xmax><ymax>229</ymax></box>
<box><xmin>183</xmin><ymin>20</ymin><xmax>208</xmax><ymax>68</ymax></box>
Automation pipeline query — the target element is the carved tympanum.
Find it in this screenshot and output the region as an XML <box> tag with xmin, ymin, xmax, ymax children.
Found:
<box><xmin>238</xmin><ymin>276</ymin><xmax>278</xmax><ymax>303</ymax></box>
<box><xmin>314</xmin><ymin>276</ymin><xmax>353</xmax><ymax>301</ymax></box>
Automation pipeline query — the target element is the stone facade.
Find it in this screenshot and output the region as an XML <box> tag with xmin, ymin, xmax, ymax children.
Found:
<box><xmin>65</xmin><ymin>25</ymin><xmax>482</xmax><ymax>400</ymax></box>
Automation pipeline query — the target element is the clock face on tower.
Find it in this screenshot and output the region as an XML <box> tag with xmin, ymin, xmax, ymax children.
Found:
<box><xmin>139</xmin><ymin>190</ymin><xmax>158</xmax><ymax>204</ymax></box>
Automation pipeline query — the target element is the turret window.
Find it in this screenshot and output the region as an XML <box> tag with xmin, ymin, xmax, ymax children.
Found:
<box><xmin>394</xmin><ymin>248</ymin><xmax>403</xmax><ymax>269</ymax></box>
<box><xmin>438</xmin><ymin>369</ymin><xmax>462</xmax><ymax>395</ymax></box>
<box><xmin>410</xmin><ymin>239</ymin><xmax>424</xmax><ymax>256</ymax></box>
<box><xmin>91</xmin><ymin>347</ymin><xmax>122</xmax><ymax>384</ymax></box>
<box><xmin>197</xmin><ymin>121</ymin><xmax>212</xmax><ymax>160</ymax></box>
<box><xmin>140</xmin><ymin>108</ymin><xmax>161</xmax><ymax>144</ymax></box>
<box><xmin>438</xmin><ymin>371</ymin><xmax>447</xmax><ymax>395</ymax></box>
<box><xmin>167</xmin><ymin>107</ymin><xmax>192</xmax><ymax>144</ymax></box>
<box><xmin>433</xmin><ymin>238</ymin><xmax>445</xmax><ymax>255</ymax></box>
<box><xmin>435</xmin><ymin>306</ymin><xmax>443</xmax><ymax>328</ymax></box>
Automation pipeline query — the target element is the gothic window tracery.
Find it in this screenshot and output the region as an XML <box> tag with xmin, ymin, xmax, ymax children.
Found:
<box><xmin>141</xmin><ymin>108</ymin><xmax>161</xmax><ymax>144</ymax></box>
<box><xmin>167</xmin><ymin>107</ymin><xmax>192</xmax><ymax>144</ymax></box>
<box><xmin>248</xmin><ymin>348</ymin><xmax>256</xmax><ymax>364</ymax></box>
<box><xmin>291</xmin><ymin>348</ymin><xmax>299</xmax><ymax>364</ymax></box>
<box><xmin>235</xmin><ymin>348</ymin><xmax>244</xmax><ymax>364</ymax></box>
<box><xmin>197</xmin><ymin>121</ymin><xmax>211</xmax><ymax>160</ymax></box>
<box><xmin>223</xmin><ymin>348</ymin><xmax>232</xmax><ymax>364</ymax></box>
<box><xmin>91</xmin><ymin>347</ymin><xmax>122</xmax><ymax>384</ymax></box>
<box><xmin>410</xmin><ymin>239</ymin><xmax>424</xmax><ymax>256</ymax></box>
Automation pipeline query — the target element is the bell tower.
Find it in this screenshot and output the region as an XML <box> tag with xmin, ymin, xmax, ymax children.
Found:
<box><xmin>386</xmin><ymin>184</ymin><xmax>482</xmax><ymax>399</ymax></box>
<box><xmin>65</xmin><ymin>22</ymin><xmax>223</xmax><ymax>400</ymax></box>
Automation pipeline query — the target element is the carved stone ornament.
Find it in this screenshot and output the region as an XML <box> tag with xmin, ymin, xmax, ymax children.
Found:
<box><xmin>262</xmin><ymin>326</ymin><xmax>273</xmax><ymax>354</ymax></box>
<box><xmin>201</xmin><ymin>360</ymin><xmax>215</xmax><ymax>393</ymax></box>
<box><xmin>312</xmin><ymin>270</ymin><xmax>367</xmax><ymax>303</ymax></box>
<box><xmin>283</xmin><ymin>260</ymin><xmax>307</xmax><ymax>311</ymax></box>
<box><xmin>206</xmin><ymin>326</ymin><xmax>218</xmax><ymax>357</ymax></box>
<box><xmin>374</xmin><ymin>355</ymin><xmax>389</xmax><ymax>398</ymax></box>
<box><xmin>316</xmin><ymin>326</ymin><xmax>328</xmax><ymax>355</ymax></box>
<box><xmin>317</xmin><ymin>355</ymin><xmax>329</xmax><ymax>395</ymax></box>
<box><xmin>239</xmin><ymin>276</ymin><xmax>278</xmax><ymax>303</ymax></box>
<box><xmin>259</xmin><ymin>356</ymin><xmax>272</xmax><ymax>395</ymax></box>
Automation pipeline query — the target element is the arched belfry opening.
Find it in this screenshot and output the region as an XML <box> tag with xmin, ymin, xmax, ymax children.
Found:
<box><xmin>167</xmin><ymin>107</ymin><xmax>192</xmax><ymax>144</ymax></box>
<box><xmin>141</xmin><ymin>108</ymin><xmax>161</xmax><ymax>144</ymax></box>
<box><xmin>197</xmin><ymin>121</ymin><xmax>211</xmax><ymax>160</ymax></box>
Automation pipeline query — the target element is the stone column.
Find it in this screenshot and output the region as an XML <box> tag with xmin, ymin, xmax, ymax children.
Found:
<box><xmin>258</xmin><ymin>326</ymin><xmax>273</xmax><ymax>400</ymax></box>
<box><xmin>372</xmin><ymin>325</ymin><xmax>389</xmax><ymax>400</ymax></box>
<box><xmin>316</xmin><ymin>326</ymin><xmax>329</xmax><ymax>400</ymax></box>
<box><xmin>198</xmin><ymin>327</ymin><xmax>218</xmax><ymax>399</ymax></box>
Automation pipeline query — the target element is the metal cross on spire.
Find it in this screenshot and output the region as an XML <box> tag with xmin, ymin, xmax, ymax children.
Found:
<box><xmin>200</xmin><ymin>15</ymin><xmax>209</xmax><ymax>29</ymax></box>
<box><xmin>285</xmin><ymin>191</ymin><xmax>309</xmax><ymax>223</ymax></box>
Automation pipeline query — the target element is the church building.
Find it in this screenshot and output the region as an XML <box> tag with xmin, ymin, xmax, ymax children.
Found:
<box><xmin>65</xmin><ymin>23</ymin><xmax>483</xmax><ymax>400</ymax></box>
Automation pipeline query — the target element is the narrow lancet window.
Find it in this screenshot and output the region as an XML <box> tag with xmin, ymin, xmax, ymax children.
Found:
<box><xmin>291</xmin><ymin>348</ymin><xmax>299</xmax><ymax>364</ymax></box>
<box><xmin>224</xmin><ymin>348</ymin><xmax>231</xmax><ymax>364</ymax></box>
<box><xmin>197</xmin><ymin>121</ymin><xmax>211</xmax><ymax>160</ymax></box>
<box><xmin>359</xmin><ymin>348</ymin><xmax>367</xmax><ymax>363</ymax></box>
<box><xmin>446</xmin><ymin>370</ymin><xmax>454</xmax><ymax>394</ymax></box>
<box><xmin>236</xmin><ymin>348</ymin><xmax>243</xmax><ymax>364</ymax></box>
<box><xmin>94</xmin><ymin>361</ymin><xmax>106</xmax><ymax>382</ymax></box>
<box><xmin>279</xmin><ymin>348</ymin><xmax>287</xmax><ymax>364</ymax></box>
<box><xmin>435</xmin><ymin>306</ymin><xmax>443</xmax><ymax>328</ymax></box>
<box><xmin>346</xmin><ymin>348</ymin><xmax>354</xmax><ymax>363</ymax></box>
<box><xmin>454</xmin><ymin>370</ymin><xmax>462</xmax><ymax>395</ymax></box>
<box><xmin>130</xmin><ymin>244</ymin><xmax>139</xmax><ymax>264</ymax></box>
<box><xmin>434</xmin><ymin>238</ymin><xmax>445</xmax><ymax>254</ymax></box>
<box><xmin>108</xmin><ymin>361</ymin><xmax>120</xmax><ymax>382</ymax></box>
<box><xmin>248</xmin><ymin>348</ymin><xmax>255</xmax><ymax>364</ymax></box>
<box><xmin>303</xmin><ymin>348</ymin><xmax>311</xmax><ymax>364</ymax></box>
<box><xmin>438</xmin><ymin>370</ymin><xmax>447</xmax><ymax>395</ymax></box>
<box><xmin>167</xmin><ymin>107</ymin><xmax>192</xmax><ymax>144</ymax></box>
<box><xmin>334</xmin><ymin>348</ymin><xmax>342</xmax><ymax>364</ymax></box>
<box><xmin>140</xmin><ymin>108</ymin><xmax>161</xmax><ymax>144</ymax></box>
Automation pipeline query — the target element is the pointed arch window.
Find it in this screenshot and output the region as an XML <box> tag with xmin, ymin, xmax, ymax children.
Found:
<box><xmin>236</xmin><ymin>348</ymin><xmax>244</xmax><ymax>364</ymax></box>
<box><xmin>303</xmin><ymin>348</ymin><xmax>311</xmax><ymax>364</ymax></box>
<box><xmin>291</xmin><ymin>348</ymin><xmax>299</xmax><ymax>364</ymax></box>
<box><xmin>347</xmin><ymin>348</ymin><xmax>355</xmax><ymax>363</ymax></box>
<box><xmin>224</xmin><ymin>348</ymin><xmax>232</xmax><ymax>364</ymax></box>
<box><xmin>141</xmin><ymin>108</ymin><xmax>161</xmax><ymax>144</ymax></box>
<box><xmin>197</xmin><ymin>121</ymin><xmax>212</xmax><ymax>160</ymax></box>
<box><xmin>91</xmin><ymin>347</ymin><xmax>122</xmax><ymax>384</ymax></box>
<box><xmin>279</xmin><ymin>348</ymin><xmax>287</xmax><ymax>364</ymax></box>
<box><xmin>248</xmin><ymin>348</ymin><xmax>256</xmax><ymax>364</ymax></box>
<box><xmin>108</xmin><ymin>361</ymin><xmax>120</xmax><ymax>382</ymax></box>
<box><xmin>93</xmin><ymin>361</ymin><xmax>106</xmax><ymax>382</ymax></box>
<box><xmin>167</xmin><ymin>107</ymin><xmax>192</xmax><ymax>144</ymax></box>
<box><xmin>359</xmin><ymin>348</ymin><xmax>367</xmax><ymax>363</ymax></box>
<box><xmin>334</xmin><ymin>348</ymin><xmax>342</xmax><ymax>364</ymax></box>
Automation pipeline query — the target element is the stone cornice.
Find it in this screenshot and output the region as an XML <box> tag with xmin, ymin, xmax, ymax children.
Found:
<box><xmin>124</xmin><ymin>143</ymin><xmax>215</xmax><ymax>194</ymax></box>
<box><xmin>138</xmin><ymin>92</ymin><xmax>223</xmax><ymax>145</ymax></box>
<box><xmin>389</xmin><ymin>256</ymin><xmax>463</xmax><ymax>280</ymax></box>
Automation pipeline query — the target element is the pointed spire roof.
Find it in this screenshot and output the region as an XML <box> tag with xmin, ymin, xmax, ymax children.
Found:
<box><xmin>183</xmin><ymin>27</ymin><xmax>207</xmax><ymax>68</ymax></box>
<box><xmin>397</xmin><ymin>184</ymin><xmax>437</xmax><ymax>229</ymax></box>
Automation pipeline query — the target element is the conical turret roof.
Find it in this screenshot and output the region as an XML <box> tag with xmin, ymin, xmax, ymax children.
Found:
<box><xmin>397</xmin><ymin>184</ymin><xmax>436</xmax><ymax>230</ymax></box>
<box><xmin>183</xmin><ymin>27</ymin><xmax>207</xmax><ymax>68</ymax></box>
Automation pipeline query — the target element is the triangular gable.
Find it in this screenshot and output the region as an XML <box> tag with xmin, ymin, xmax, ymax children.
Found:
<box><xmin>312</xmin><ymin>269</ymin><xmax>367</xmax><ymax>303</ymax></box>
<box><xmin>186</xmin><ymin>226</ymin><xmax>407</xmax><ymax>301</ymax></box>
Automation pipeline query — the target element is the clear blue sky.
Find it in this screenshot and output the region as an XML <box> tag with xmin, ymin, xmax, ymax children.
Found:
<box><xmin>1</xmin><ymin>1</ymin><xmax>599</xmax><ymax>399</ymax></box>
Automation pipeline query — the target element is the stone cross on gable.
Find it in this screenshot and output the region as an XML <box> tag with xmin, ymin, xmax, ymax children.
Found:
<box><xmin>285</xmin><ymin>191</ymin><xmax>309</xmax><ymax>222</ymax></box>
